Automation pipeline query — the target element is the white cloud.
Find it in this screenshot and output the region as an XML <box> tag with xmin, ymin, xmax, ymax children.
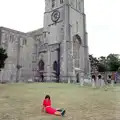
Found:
<box><xmin>0</xmin><ymin>0</ymin><xmax>119</xmax><ymax>57</ymax></box>
<box><xmin>0</xmin><ymin>0</ymin><xmax>45</xmax><ymax>32</ymax></box>
<box><xmin>85</xmin><ymin>0</ymin><xmax>120</xmax><ymax>57</ymax></box>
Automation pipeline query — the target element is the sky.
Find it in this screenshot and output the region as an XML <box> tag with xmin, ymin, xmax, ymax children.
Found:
<box><xmin>0</xmin><ymin>0</ymin><xmax>119</xmax><ymax>57</ymax></box>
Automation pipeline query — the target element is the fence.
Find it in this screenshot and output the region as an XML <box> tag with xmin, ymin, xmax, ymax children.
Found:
<box><xmin>2</xmin><ymin>70</ymin><xmax>118</xmax><ymax>84</ymax></box>
<box><xmin>91</xmin><ymin>71</ymin><xmax>120</xmax><ymax>84</ymax></box>
<box><xmin>33</xmin><ymin>72</ymin><xmax>91</xmax><ymax>84</ymax></box>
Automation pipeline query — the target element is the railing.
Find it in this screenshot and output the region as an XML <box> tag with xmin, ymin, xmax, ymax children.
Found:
<box><xmin>33</xmin><ymin>75</ymin><xmax>77</xmax><ymax>83</ymax></box>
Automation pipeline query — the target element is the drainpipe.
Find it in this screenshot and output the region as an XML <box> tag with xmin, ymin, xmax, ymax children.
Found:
<box><xmin>16</xmin><ymin>36</ymin><xmax>20</xmax><ymax>82</ymax></box>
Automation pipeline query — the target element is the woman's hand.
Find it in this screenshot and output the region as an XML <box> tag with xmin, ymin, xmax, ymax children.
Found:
<box><xmin>41</xmin><ymin>104</ymin><xmax>45</xmax><ymax>112</ymax></box>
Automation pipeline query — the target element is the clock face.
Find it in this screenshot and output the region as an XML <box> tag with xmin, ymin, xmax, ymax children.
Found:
<box><xmin>51</xmin><ymin>10</ymin><xmax>60</xmax><ymax>22</ymax></box>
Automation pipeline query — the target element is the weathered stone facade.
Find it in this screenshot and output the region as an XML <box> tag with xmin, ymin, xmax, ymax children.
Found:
<box><xmin>0</xmin><ymin>27</ymin><xmax>34</xmax><ymax>82</ymax></box>
<box><xmin>0</xmin><ymin>0</ymin><xmax>89</xmax><ymax>83</ymax></box>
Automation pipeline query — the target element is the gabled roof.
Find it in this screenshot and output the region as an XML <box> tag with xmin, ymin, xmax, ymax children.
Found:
<box><xmin>27</xmin><ymin>28</ymin><xmax>43</xmax><ymax>37</ymax></box>
<box><xmin>0</xmin><ymin>26</ymin><xmax>26</xmax><ymax>36</ymax></box>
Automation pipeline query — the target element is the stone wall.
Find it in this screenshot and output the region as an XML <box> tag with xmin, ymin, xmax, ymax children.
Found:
<box><xmin>0</xmin><ymin>27</ymin><xmax>33</xmax><ymax>83</ymax></box>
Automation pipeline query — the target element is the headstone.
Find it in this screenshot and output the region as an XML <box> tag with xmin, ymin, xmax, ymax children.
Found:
<box><xmin>27</xmin><ymin>78</ymin><xmax>33</xmax><ymax>83</ymax></box>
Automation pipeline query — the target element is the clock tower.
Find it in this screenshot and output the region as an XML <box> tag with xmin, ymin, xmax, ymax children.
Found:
<box><xmin>43</xmin><ymin>0</ymin><xmax>89</xmax><ymax>83</ymax></box>
<box><xmin>44</xmin><ymin>0</ymin><xmax>65</xmax><ymax>44</ymax></box>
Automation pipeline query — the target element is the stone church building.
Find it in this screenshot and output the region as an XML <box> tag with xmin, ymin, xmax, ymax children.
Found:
<box><xmin>0</xmin><ymin>0</ymin><xmax>89</xmax><ymax>83</ymax></box>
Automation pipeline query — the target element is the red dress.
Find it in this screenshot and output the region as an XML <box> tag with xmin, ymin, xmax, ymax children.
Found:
<box><xmin>43</xmin><ymin>99</ymin><xmax>57</xmax><ymax>114</ymax></box>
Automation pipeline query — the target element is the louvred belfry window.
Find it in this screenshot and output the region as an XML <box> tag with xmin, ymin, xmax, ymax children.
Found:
<box><xmin>52</xmin><ymin>0</ymin><xmax>55</xmax><ymax>8</ymax></box>
<box><xmin>60</xmin><ymin>0</ymin><xmax>63</xmax><ymax>4</ymax></box>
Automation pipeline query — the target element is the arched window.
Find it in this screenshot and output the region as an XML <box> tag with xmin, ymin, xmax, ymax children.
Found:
<box><xmin>78</xmin><ymin>2</ymin><xmax>81</xmax><ymax>11</ymax></box>
<box><xmin>73</xmin><ymin>34</ymin><xmax>82</xmax><ymax>68</ymax></box>
<box><xmin>60</xmin><ymin>0</ymin><xmax>63</xmax><ymax>4</ymax></box>
<box><xmin>38</xmin><ymin>60</ymin><xmax>44</xmax><ymax>71</ymax></box>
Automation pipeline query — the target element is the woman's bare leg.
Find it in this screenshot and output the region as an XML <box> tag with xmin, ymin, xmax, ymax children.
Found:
<box><xmin>54</xmin><ymin>111</ymin><xmax>61</xmax><ymax>116</ymax></box>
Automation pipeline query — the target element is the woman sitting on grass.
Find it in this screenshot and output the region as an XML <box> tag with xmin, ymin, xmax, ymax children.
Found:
<box><xmin>41</xmin><ymin>95</ymin><xmax>66</xmax><ymax>116</ymax></box>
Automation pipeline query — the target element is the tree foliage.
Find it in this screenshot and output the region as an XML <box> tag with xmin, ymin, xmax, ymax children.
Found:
<box><xmin>0</xmin><ymin>47</ymin><xmax>8</xmax><ymax>70</ymax></box>
<box><xmin>107</xmin><ymin>54</ymin><xmax>120</xmax><ymax>71</ymax></box>
<box><xmin>89</xmin><ymin>54</ymin><xmax>120</xmax><ymax>73</ymax></box>
<box><xmin>89</xmin><ymin>54</ymin><xmax>99</xmax><ymax>73</ymax></box>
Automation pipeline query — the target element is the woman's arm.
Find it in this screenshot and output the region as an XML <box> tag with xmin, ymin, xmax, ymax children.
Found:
<box><xmin>41</xmin><ymin>104</ymin><xmax>45</xmax><ymax>112</ymax></box>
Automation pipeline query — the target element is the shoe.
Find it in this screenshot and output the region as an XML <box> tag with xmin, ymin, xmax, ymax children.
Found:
<box><xmin>57</xmin><ymin>109</ymin><xmax>62</xmax><ymax>112</ymax></box>
<box><xmin>57</xmin><ymin>108</ymin><xmax>64</xmax><ymax>112</ymax></box>
<box><xmin>61</xmin><ymin>110</ymin><xmax>66</xmax><ymax>116</ymax></box>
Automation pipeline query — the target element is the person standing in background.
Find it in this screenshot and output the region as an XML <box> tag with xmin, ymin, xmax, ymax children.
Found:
<box><xmin>91</xmin><ymin>75</ymin><xmax>96</xmax><ymax>88</ymax></box>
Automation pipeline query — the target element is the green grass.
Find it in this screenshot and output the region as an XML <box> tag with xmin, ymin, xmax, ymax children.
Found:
<box><xmin>0</xmin><ymin>83</ymin><xmax>120</xmax><ymax>120</ymax></box>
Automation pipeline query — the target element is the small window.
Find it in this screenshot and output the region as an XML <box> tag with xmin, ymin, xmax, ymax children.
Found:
<box><xmin>79</xmin><ymin>2</ymin><xmax>81</xmax><ymax>11</ymax></box>
<box><xmin>44</xmin><ymin>32</ymin><xmax>46</xmax><ymax>38</ymax></box>
<box><xmin>60</xmin><ymin>0</ymin><xmax>63</xmax><ymax>4</ymax></box>
<box><xmin>76</xmin><ymin>21</ymin><xmax>78</xmax><ymax>32</ymax></box>
<box><xmin>5</xmin><ymin>34</ymin><xmax>8</xmax><ymax>40</ymax></box>
<box><xmin>22</xmin><ymin>39</ymin><xmax>27</xmax><ymax>45</ymax></box>
<box><xmin>10</xmin><ymin>35</ymin><xmax>14</xmax><ymax>43</ymax></box>
<box><xmin>52</xmin><ymin>0</ymin><xmax>55</xmax><ymax>8</ymax></box>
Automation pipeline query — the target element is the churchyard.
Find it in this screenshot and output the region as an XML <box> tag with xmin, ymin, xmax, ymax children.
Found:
<box><xmin>0</xmin><ymin>83</ymin><xmax>120</xmax><ymax>120</ymax></box>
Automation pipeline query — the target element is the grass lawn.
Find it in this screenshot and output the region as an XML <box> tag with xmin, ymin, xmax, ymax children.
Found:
<box><xmin>0</xmin><ymin>83</ymin><xmax>120</xmax><ymax>120</ymax></box>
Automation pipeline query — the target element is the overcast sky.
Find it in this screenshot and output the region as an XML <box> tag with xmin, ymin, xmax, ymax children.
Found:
<box><xmin>0</xmin><ymin>0</ymin><xmax>119</xmax><ymax>57</ymax></box>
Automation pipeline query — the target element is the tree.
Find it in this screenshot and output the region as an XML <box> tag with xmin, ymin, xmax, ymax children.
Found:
<box><xmin>89</xmin><ymin>55</ymin><xmax>107</xmax><ymax>73</ymax></box>
<box><xmin>98</xmin><ymin>56</ymin><xmax>107</xmax><ymax>72</ymax></box>
<box><xmin>117</xmin><ymin>67</ymin><xmax>120</xmax><ymax>72</ymax></box>
<box><xmin>107</xmin><ymin>54</ymin><xmax>120</xmax><ymax>71</ymax></box>
<box><xmin>89</xmin><ymin>54</ymin><xmax>120</xmax><ymax>73</ymax></box>
<box><xmin>89</xmin><ymin>54</ymin><xmax>99</xmax><ymax>73</ymax></box>
<box><xmin>97</xmin><ymin>63</ymin><xmax>106</xmax><ymax>72</ymax></box>
<box><xmin>0</xmin><ymin>47</ymin><xmax>8</xmax><ymax>70</ymax></box>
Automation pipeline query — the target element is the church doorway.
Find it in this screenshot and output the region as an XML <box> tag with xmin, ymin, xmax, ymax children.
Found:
<box><xmin>38</xmin><ymin>60</ymin><xmax>44</xmax><ymax>71</ymax></box>
<box><xmin>76</xmin><ymin>73</ymin><xmax>79</xmax><ymax>83</ymax></box>
<box><xmin>38</xmin><ymin>60</ymin><xmax>45</xmax><ymax>82</ymax></box>
<box><xmin>53</xmin><ymin>61</ymin><xmax>60</xmax><ymax>83</ymax></box>
<box><xmin>53</xmin><ymin>61</ymin><xmax>58</xmax><ymax>72</ymax></box>
<box><xmin>52</xmin><ymin>45</ymin><xmax>60</xmax><ymax>83</ymax></box>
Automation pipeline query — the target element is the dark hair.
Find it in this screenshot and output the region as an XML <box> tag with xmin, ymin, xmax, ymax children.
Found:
<box><xmin>45</xmin><ymin>95</ymin><xmax>50</xmax><ymax>100</ymax></box>
<box><xmin>92</xmin><ymin>75</ymin><xmax>95</xmax><ymax>79</ymax></box>
<box><xmin>108</xmin><ymin>75</ymin><xmax>111</xmax><ymax>78</ymax></box>
<box><xmin>98</xmin><ymin>75</ymin><xmax>101</xmax><ymax>79</ymax></box>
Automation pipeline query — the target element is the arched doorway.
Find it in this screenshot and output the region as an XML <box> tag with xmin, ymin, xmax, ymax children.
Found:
<box><xmin>53</xmin><ymin>61</ymin><xmax>59</xmax><ymax>83</ymax></box>
<box><xmin>53</xmin><ymin>61</ymin><xmax>57</xmax><ymax>72</ymax></box>
<box><xmin>38</xmin><ymin>60</ymin><xmax>45</xmax><ymax>82</ymax></box>
<box><xmin>76</xmin><ymin>73</ymin><xmax>79</xmax><ymax>83</ymax></box>
<box><xmin>38</xmin><ymin>60</ymin><xmax>44</xmax><ymax>71</ymax></box>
